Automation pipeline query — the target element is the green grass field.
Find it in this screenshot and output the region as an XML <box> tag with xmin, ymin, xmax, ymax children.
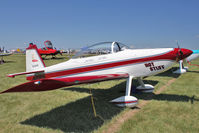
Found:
<box><xmin>0</xmin><ymin>54</ymin><xmax>199</xmax><ymax>133</ymax></box>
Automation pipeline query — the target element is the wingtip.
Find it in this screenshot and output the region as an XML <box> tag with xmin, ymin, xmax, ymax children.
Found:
<box><xmin>7</xmin><ymin>75</ymin><xmax>15</xmax><ymax>78</ymax></box>
<box><xmin>0</xmin><ymin>91</ymin><xmax>5</xmax><ymax>94</ymax></box>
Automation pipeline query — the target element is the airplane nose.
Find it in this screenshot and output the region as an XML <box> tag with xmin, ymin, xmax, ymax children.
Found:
<box><xmin>180</xmin><ymin>48</ymin><xmax>193</xmax><ymax>60</ymax></box>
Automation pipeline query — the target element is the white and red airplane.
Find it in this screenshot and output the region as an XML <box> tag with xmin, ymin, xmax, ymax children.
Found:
<box><xmin>0</xmin><ymin>42</ymin><xmax>192</xmax><ymax>107</ymax></box>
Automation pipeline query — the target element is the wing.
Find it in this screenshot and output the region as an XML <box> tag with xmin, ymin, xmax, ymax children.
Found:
<box><xmin>0</xmin><ymin>53</ymin><xmax>12</xmax><ymax>56</ymax></box>
<box><xmin>1</xmin><ymin>73</ymin><xmax>128</xmax><ymax>94</ymax></box>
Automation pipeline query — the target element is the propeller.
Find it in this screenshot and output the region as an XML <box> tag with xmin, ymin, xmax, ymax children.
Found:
<box><xmin>176</xmin><ymin>41</ymin><xmax>184</xmax><ymax>62</ymax></box>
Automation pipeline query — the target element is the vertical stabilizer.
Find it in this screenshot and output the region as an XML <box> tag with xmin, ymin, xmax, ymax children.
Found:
<box><xmin>26</xmin><ymin>43</ymin><xmax>46</xmax><ymax>72</ymax></box>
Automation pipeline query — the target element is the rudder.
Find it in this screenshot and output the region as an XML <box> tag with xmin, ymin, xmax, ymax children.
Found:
<box><xmin>26</xmin><ymin>43</ymin><xmax>46</xmax><ymax>72</ymax></box>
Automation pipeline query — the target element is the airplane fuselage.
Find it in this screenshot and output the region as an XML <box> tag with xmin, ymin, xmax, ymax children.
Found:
<box><xmin>2</xmin><ymin>42</ymin><xmax>193</xmax><ymax>106</ymax></box>
<box><xmin>27</xmin><ymin>48</ymin><xmax>176</xmax><ymax>81</ymax></box>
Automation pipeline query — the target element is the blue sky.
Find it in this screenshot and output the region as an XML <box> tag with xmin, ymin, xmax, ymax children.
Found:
<box><xmin>0</xmin><ymin>0</ymin><xmax>199</xmax><ymax>49</ymax></box>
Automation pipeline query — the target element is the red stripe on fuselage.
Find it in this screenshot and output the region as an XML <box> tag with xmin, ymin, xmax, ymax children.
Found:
<box><xmin>27</xmin><ymin>49</ymin><xmax>177</xmax><ymax>80</ymax></box>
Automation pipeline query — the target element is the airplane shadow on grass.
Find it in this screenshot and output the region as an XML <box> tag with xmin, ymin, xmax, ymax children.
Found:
<box><xmin>21</xmin><ymin>81</ymin><xmax>126</xmax><ymax>133</ymax></box>
<box><xmin>135</xmin><ymin>93</ymin><xmax>199</xmax><ymax>104</ymax></box>
<box><xmin>187</xmin><ymin>70</ymin><xmax>199</xmax><ymax>73</ymax></box>
<box><xmin>21</xmin><ymin>79</ymin><xmax>199</xmax><ymax>133</ymax></box>
<box><xmin>154</xmin><ymin>67</ymin><xmax>180</xmax><ymax>78</ymax></box>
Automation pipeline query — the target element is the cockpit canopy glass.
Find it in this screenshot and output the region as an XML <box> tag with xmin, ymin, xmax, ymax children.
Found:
<box><xmin>72</xmin><ymin>42</ymin><xmax>129</xmax><ymax>59</ymax></box>
<box><xmin>44</xmin><ymin>41</ymin><xmax>53</xmax><ymax>49</ymax></box>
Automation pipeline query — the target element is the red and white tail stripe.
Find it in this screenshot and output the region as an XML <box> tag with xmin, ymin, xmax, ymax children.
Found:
<box><xmin>26</xmin><ymin>43</ymin><xmax>46</xmax><ymax>72</ymax></box>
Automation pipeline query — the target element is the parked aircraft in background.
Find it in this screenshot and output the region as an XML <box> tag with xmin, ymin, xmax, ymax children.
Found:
<box><xmin>0</xmin><ymin>47</ymin><xmax>12</xmax><ymax>64</ymax></box>
<box><xmin>1</xmin><ymin>42</ymin><xmax>192</xmax><ymax>107</ymax></box>
<box><xmin>186</xmin><ymin>50</ymin><xmax>199</xmax><ymax>62</ymax></box>
<box><xmin>38</xmin><ymin>40</ymin><xmax>62</xmax><ymax>58</ymax></box>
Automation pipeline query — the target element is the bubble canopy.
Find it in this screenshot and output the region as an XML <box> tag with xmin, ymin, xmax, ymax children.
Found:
<box><xmin>44</xmin><ymin>40</ymin><xmax>53</xmax><ymax>49</ymax></box>
<box><xmin>72</xmin><ymin>42</ymin><xmax>130</xmax><ymax>59</ymax></box>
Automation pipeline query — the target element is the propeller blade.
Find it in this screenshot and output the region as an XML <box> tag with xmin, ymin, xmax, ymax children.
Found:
<box><xmin>177</xmin><ymin>41</ymin><xmax>180</xmax><ymax>49</ymax></box>
<box><xmin>175</xmin><ymin>41</ymin><xmax>184</xmax><ymax>62</ymax></box>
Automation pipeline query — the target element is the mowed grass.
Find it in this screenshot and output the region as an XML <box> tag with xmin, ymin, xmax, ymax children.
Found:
<box><xmin>0</xmin><ymin>54</ymin><xmax>199</xmax><ymax>133</ymax></box>
<box><xmin>117</xmin><ymin>60</ymin><xmax>199</xmax><ymax>133</ymax></box>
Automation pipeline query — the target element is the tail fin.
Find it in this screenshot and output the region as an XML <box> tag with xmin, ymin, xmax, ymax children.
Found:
<box><xmin>26</xmin><ymin>43</ymin><xmax>46</xmax><ymax>72</ymax></box>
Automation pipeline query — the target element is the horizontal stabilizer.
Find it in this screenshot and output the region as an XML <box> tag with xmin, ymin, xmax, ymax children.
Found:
<box><xmin>7</xmin><ymin>70</ymin><xmax>44</xmax><ymax>78</ymax></box>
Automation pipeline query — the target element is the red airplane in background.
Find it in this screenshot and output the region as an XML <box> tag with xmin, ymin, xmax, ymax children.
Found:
<box><xmin>38</xmin><ymin>40</ymin><xmax>62</xmax><ymax>59</ymax></box>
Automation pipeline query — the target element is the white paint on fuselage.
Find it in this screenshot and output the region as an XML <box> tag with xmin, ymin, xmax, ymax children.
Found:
<box><xmin>43</xmin><ymin>48</ymin><xmax>174</xmax><ymax>78</ymax></box>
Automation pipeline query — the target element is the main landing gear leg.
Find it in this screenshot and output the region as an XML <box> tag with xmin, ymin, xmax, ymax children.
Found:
<box><xmin>136</xmin><ymin>77</ymin><xmax>154</xmax><ymax>93</ymax></box>
<box><xmin>182</xmin><ymin>61</ymin><xmax>189</xmax><ymax>71</ymax></box>
<box><xmin>173</xmin><ymin>60</ymin><xmax>187</xmax><ymax>74</ymax></box>
<box><xmin>110</xmin><ymin>75</ymin><xmax>138</xmax><ymax>107</ymax></box>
